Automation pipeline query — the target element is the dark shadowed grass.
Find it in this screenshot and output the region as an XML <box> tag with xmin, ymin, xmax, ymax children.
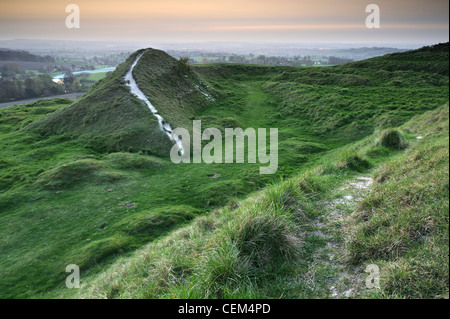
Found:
<box><xmin>377</xmin><ymin>129</ymin><xmax>407</xmax><ymax>150</ymax></box>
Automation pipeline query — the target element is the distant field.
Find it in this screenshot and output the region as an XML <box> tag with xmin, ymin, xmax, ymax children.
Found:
<box><xmin>76</xmin><ymin>70</ymin><xmax>112</xmax><ymax>87</ymax></box>
<box><xmin>0</xmin><ymin>93</ymin><xmax>83</xmax><ymax>108</ymax></box>
<box><xmin>0</xmin><ymin>60</ymin><xmax>52</xmax><ymax>70</ymax></box>
<box><xmin>189</xmin><ymin>56</ymin><xmax>329</xmax><ymax>65</ymax></box>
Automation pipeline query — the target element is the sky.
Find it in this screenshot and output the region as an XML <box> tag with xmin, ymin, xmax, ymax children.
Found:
<box><xmin>0</xmin><ymin>0</ymin><xmax>448</xmax><ymax>45</ymax></box>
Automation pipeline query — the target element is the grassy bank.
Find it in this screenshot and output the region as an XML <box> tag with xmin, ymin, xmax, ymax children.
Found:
<box><xmin>57</xmin><ymin>104</ymin><xmax>447</xmax><ymax>299</ymax></box>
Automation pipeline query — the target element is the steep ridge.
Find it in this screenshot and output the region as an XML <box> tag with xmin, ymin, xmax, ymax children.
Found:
<box><xmin>28</xmin><ymin>49</ymin><xmax>214</xmax><ymax>156</ymax></box>
<box><xmin>132</xmin><ymin>49</ymin><xmax>215</xmax><ymax>130</ymax></box>
<box><xmin>124</xmin><ymin>52</ymin><xmax>183</xmax><ymax>154</ymax></box>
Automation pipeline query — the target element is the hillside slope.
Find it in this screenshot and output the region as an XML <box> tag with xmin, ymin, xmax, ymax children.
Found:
<box><xmin>194</xmin><ymin>43</ymin><xmax>449</xmax><ymax>146</ymax></box>
<box><xmin>133</xmin><ymin>49</ymin><xmax>216</xmax><ymax>130</ymax></box>
<box><xmin>346</xmin><ymin>42</ymin><xmax>449</xmax><ymax>75</ymax></box>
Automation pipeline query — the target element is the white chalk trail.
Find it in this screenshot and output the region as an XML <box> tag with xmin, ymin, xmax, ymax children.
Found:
<box><xmin>124</xmin><ymin>52</ymin><xmax>184</xmax><ymax>155</ymax></box>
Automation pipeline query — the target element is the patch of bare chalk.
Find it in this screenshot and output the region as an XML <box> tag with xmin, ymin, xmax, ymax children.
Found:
<box><xmin>327</xmin><ymin>176</ymin><xmax>373</xmax><ymax>298</ymax></box>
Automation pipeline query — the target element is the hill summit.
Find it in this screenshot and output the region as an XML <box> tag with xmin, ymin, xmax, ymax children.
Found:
<box><xmin>29</xmin><ymin>49</ymin><xmax>214</xmax><ymax>156</ymax></box>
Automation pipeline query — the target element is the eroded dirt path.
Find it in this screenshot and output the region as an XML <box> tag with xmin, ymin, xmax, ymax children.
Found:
<box><xmin>297</xmin><ymin>176</ymin><xmax>374</xmax><ymax>298</ymax></box>
<box><xmin>327</xmin><ymin>176</ymin><xmax>373</xmax><ymax>298</ymax></box>
<box><xmin>124</xmin><ymin>52</ymin><xmax>184</xmax><ymax>154</ymax></box>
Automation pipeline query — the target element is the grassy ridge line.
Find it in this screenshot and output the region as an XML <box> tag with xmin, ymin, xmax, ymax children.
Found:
<box><xmin>63</xmin><ymin>104</ymin><xmax>448</xmax><ymax>299</ymax></box>
<box><xmin>345</xmin><ymin>42</ymin><xmax>449</xmax><ymax>76</ymax></box>
<box><xmin>26</xmin><ymin>44</ymin><xmax>449</xmax><ymax>156</ymax></box>
<box><xmin>26</xmin><ymin>48</ymin><xmax>218</xmax><ymax>156</ymax></box>
<box><xmin>133</xmin><ymin>49</ymin><xmax>217</xmax><ymax>131</ymax></box>
<box><xmin>194</xmin><ymin>44</ymin><xmax>449</xmax><ymax>149</ymax></box>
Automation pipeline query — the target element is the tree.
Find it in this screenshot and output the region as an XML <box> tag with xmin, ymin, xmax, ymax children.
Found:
<box><xmin>63</xmin><ymin>71</ymin><xmax>75</xmax><ymax>90</ymax></box>
<box><xmin>257</xmin><ymin>55</ymin><xmax>266</xmax><ymax>64</ymax></box>
<box><xmin>303</xmin><ymin>56</ymin><xmax>314</xmax><ymax>67</ymax></box>
<box><xmin>178</xmin><ymin>57</ymin><xmax>190</xmax><ymax>71</ymax></box>
<box><xmin>25</xmin><ymin>78</ymin><xmax>39</xmax><ymax>97</ymax></box>
<box><xmin>1</xmin><ymin>62</ymin><xmax>21</xmax><ymax>77</ymax></box>
<box><xmin>0</xmin><ymin>80</ymin><xmax>20</xmax><ymax>101</ymax></box>
<box><xmin>328</xmin><ymin>56</ymin><xmax>354</xmax><ymax>65</ymax></box>
<box><xmin>71</xmin><ymin>79</ymin><xmax>81</xmax><ymax>92</ymax></box>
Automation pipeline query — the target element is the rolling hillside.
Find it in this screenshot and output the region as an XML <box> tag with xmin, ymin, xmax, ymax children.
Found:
<box><xmin>0</xmin><ymin>43</ymin><xmax>448</xmax><ymax>299</ymax></box>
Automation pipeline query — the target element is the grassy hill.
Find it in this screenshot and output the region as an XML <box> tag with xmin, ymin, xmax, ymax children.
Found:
<box><xmin>0</xmin><ymin>43</ymin><xmax>448</xmax><ymax>298</ymax></box>
<box><xmin>27</xmin><ymin>49</ymin><xmax>216</xmax><ymax>155</ymax></box>
<box><xmin>69</xmin><ymin>103</ymin><xmax>449</xmax><ymax>299</ymax></box>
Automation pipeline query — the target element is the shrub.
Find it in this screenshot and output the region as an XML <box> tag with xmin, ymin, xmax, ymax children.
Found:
<box><xmin>37</xmin><ymin>159</ymin><xmax>104</xmax><ymax>189</ymax></box>
<box><xmin>178</xmin><ymin>57</ymin><xmax>190</xmax><ymax>71</ymax></box>
<box><xmin>106</xmin><ymin>152</ymin><xmax>167</xmax><ymax>170</ymax></box>
<box><xmin>337</xmin><ymin>154</ymin><xmax>372</xmax><ymax>172</ymax></box>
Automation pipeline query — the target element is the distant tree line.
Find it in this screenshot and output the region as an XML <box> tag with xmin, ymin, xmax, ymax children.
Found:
<box><xmin>0</xmin><ymin>75</ymin><xmax>67</xmax><ymax>102</ymax></box>
<box><xmin>190</xmin><ymin>54</ymin><xmax>354</xmax><ymax>67</ymax></box>
<box><xmin>0</xmin><ymin>62</ymin><xmax>22</xmax><ymax>77</ymax></box>
<box><xmin>169</xmin><ymin>50</ymin><xmax>356</xmax><ymax>67</ymax></box>
<box><xmin>0</xmin><ymin>49</ymin><xmax>55</xmax><ymax>63</ymax></box>
<box><xmin>328</xmin><ymin>56</ymin><xmax>354</xmax><ymax>65</ymax></box>
<box><xmin>88</xmin><ymin>52</ymin><xmax>129</xmax><ymax>66</ymax></box>
<box><xmin>0</xmin><ymin>49</ymin><xmax>122</xmax><ymax>102</ymax></box>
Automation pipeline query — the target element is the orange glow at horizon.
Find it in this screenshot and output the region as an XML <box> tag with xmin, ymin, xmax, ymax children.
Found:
<box><xmin>0</xmin><ymin>0</ymin><xmax>365</xmax><ymax>19</ymax></box>
<box><xmin>0</xmin><ymin>0</ymin><xmax>448</xmax><ymax>43</ymax></box>
<box><xmin>192</xmin><ymin>24</ymin><xmax>448</xmax><ymax>32</ymax></box>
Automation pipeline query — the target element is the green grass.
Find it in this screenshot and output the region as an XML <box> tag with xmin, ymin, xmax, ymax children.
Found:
<box><xmin>77</xmin><ymin>72</ymin><xmax>110</xmax><ymax>89</ymax></box>
<box><xmin>48</xmin><ymin>104</ymin><xmax>446</xmax><ymax>299</ymax></box>
<box><xmin>0</xmin><ymin>43</ymin><xmax>448</xmax><ymax>298</ymax></box>
<box><xmin>376</xmin><ymin>129</ymin><xmax>407</xmax><ymax>150</ymax></box>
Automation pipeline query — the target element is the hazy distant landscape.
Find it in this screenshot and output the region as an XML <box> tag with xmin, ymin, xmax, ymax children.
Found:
<box><xmin>1</xmin><ymin>39</ymin><xmax>409</xmax><ymax>104</ymax></box>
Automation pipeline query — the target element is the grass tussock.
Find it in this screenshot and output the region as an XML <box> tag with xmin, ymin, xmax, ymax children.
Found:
<box><xmin>337</xmin><ymin>153</ymin><xmax>372</xmax><ymax>172</ymax></box>
<box><xmin>75</xmin><ymin>179</ymin><xmax>304</xmax><ymax>299</ymax></box>
<box><xmin>36</xmin><ymin>159</ymin><xmax>105</xmax><ymax>189</ymax></box>
<box><xmin>202</xmin><ymin>186</ymin><xmax>300</xmax><ymax>287</ymax></box>
<box><xmin>105</xmin><ymin>152</ymin><xmax>167</xmax><ymax>170</ymax></box>
<box><xmin>377</xmin><ymin>129</ymin><xmax>407</xmax><ymax>150</ymax></box>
